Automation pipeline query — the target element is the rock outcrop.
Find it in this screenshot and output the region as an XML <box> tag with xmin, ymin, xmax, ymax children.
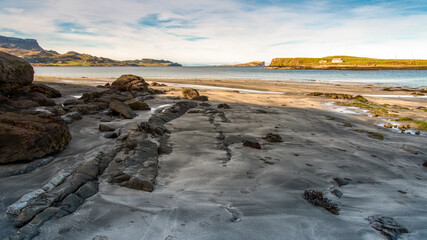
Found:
<box><xmin>0</xmin><ymin>112</ymin><xmax>71</xmax><ymax>164</ymax></box>
<box><xmin>0</xmin><ymin>53</ymin><xmax>72</xmax><ymax>164</ymax></box>
<box><xmin>0</xmin><ymin>51</ymin><xmax>34</xmax><ymax>96</ymax></box>
<box><xmin>111</xmin><ymin>74</ymin><xmax>148</xmax><ymax>92</ymax></box>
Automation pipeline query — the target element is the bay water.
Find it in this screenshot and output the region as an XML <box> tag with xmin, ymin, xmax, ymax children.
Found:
<box><xmin>34</xmin><ymin>66</ymin><xmax>427</xmax><ymax>87</ymax></box>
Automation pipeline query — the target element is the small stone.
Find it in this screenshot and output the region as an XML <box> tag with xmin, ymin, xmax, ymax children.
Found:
<box><xmin>104</xmin><ymin>132</ymin><xmax>118</xmax><ymax>139</ymax></box>
<box><xmin>243</xmin><ymin>140</ymin><xmax>261</xmax><ymax>149</ymax></box>
<box><xmin>262</xmin><ymin>133</ymin><xmax>283</xmax><ymax>142</ymax></box>
<box><xmin>384</xmin><ymin>122</ymin><xmax>393</xmax><ymax>128</ymax></box>
<box><xmin>331</xmin><ymin>189</ymin><xmax>343</xmax><ymax>198</ymax></box>
<box><xmin>333</xmin><ymin>178</ymin><xmax>349</xmax><ymax>187</ymax></box>
<box><xmin>218</xmin><ymin>103</ymin><xmax>231</xmax><ymax>109</ymax></box>
<box><xmin>422</xmin><ymin>161</ymin><xmax>427</xmax><ymax>167</ymax></box>
<box><xmin>415</xmin><ymin>131</ymin><xmax>420</xmax><ymax>135</ymax></box>
<box><xmin>93</xmin><ymin>235</ymin><xmax>109</xmax><ymax>240</ymax></box>
<box><xmin>99</xmin><ymin>124</ymin><xmax>115</xmax><ymax>132</ymax></box>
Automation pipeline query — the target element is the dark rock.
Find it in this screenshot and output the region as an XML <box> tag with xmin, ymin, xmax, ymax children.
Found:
<box><xmin>111</xmin><ymin>74</ymin><xmax>148</xmax><ymax>92</ymax></box>
<box><xmin>333</xmin><ymin>178</ymin><xmax>349</xmax><ymax>187</ymax></box>
<box><xmin>109</xmin><ymin>101</ymin><xmax>137</xmax><ymax>119</ymax></box>
<box><xmin>29</xmin><ymin>91</ymin><xmax>56</xmax><ymax>106</ymax></box>
<box><xmin>192</xmin><ymin>95</ymin><xmax>209</xmax><ymax>101</ymax></box>
<box><xmin>125</xmin><ymin>177</ymin><xmax>154</xmax><ymax>192</ymax></box>
<box><xmin>187</xmin><ymin>110</ymin><xmax>200</xmax><ymax>114</ymax></box>
<box><xmin>303</xmin><ymin>190</ymin><xmax>340</xmax><ymax>215</ymax></box>
<box><xmin>61</xmin><ymin>112</ymin><xmax>82</xmax><ymax>124</ymax></box>
<box><xmin>75</xmin><ymin>181</ymin><xmax>98</xmax><ymax>199</ymax></box>
<box><xmin>93</xmin><ymin>235</ymin><xmax>109</xmax><ymax>240</ymax></box>
<box><xmin>366</xmin><ymin>215</ymin><xmax>409</xmax><ymax>240</ymax></box>
<box><xmin>67</xmin><ymin>102</ymin><xmax>109</xmax><ymax>115</ymax></box>
<box><xmin>331</xmin><ymin>189</ymin><xmax>343</xmax><ymax>198</ymax></box>
<box><xmin>63</xmin><ymin>98</ymin><xmax>83</xmax><ymax>106</ymax></box>
<box><xmin>99</xmin><ymin>123</ymin><xmax>116</xmax><ymax>132</ymax></box>
<box><xmin>30</xmin><ymin>84</ymin><xmax>61</xmax><ymax>98</ymax></box>
<box><xmin>59</xmin><ymin>193</ymin><xmax>84</xmax><ymax>213</ymax></box>
<box><xmin>0</xmin><ymin>52</ymin><xmax>34</xmax><ymax>96</ymax></box>
<box><xmin>125</xmin><ymin>99</ymin><xmax>150</xmax><ymax>110</ymax></box>
<box><xmin>218</xmin><ymin>103</ymin><xmax>231</xmax><ymax>109</ymax></box>
<box><xmin>181</xmin><ymin>88</ymin><xmax>199</xmax><ymax>99</ymax></box>
<box><xmin>158</xmin><ymin>135</ymin><xmax>172</xmax><ymax>154</ymax></box>
<box><xmin>243</xmin><ymin>140</ymin><xmax>261</xmax><ymax>149</ymax></box>
<box><xmin>80</xmin><ymin>91</ymin><xmax>104</xmax><ymax>101</ymax></box>
<box><xmin>0</xmin><ymin>112</ymin><xmax>71</xmax><ymax>164</ymax></box>
<box><xmin>104</xmin><ymin>132</ymin><xmax>118</xmax><ymax>139</ymax></box>
<box><xmin>199</xmin><ymin>103</ymin><xmax>211</xmax><ymax>107</ymax></box>
<box><xmin>422</xmin><ymin>161</ymin><xmax>427</xmax><ymax>167</ymax></box>
<box><xmin>262</xmin><ymin>133</ymin><xmax>283</xmax><ymax>142</ymax></box>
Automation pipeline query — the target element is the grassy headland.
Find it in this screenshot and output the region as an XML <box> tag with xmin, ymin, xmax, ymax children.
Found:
<box><xmin>268</xmin><ymin>56</ymin><xmax>427</xmax><ymax>70</ymax></box>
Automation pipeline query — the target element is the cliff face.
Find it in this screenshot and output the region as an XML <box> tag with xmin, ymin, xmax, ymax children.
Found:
<box><xmin>0</xmin><ymin>35</ymin><xmax>181</xmax><ymax>66</ymax></box>
<box><xmin>0</xmin><ymin>36</ymin><xmax>43</xmax><ymax>51</ymax></box>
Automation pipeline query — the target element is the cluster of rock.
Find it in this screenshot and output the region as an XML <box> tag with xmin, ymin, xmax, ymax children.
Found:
<box><xmin>62</xmin><ymin>74</ymin><xmax>160</xmax><ymax>122</ymax></box>
<box><xmin>303</xmin><ymin>190</ymin><xmax>340</xmax><ymax>215</ymax></box>
<box><xmin>8</xmin><ymin>100</ymin><xmax>198</xmax><ymax>239</ymax></box>
<box><xmin>0</xmin><ymin>52</ymin><xmax>71</xmax><ymax>163</ymax></box>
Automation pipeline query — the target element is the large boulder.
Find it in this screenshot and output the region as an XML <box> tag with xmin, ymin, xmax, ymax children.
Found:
<box><xmin>0</xmin><ymin>112</ymin><xmax>72</xmax><ymax>164</ymax></box>
<box><xmin>109</xmin><ymin>101</ymin><xmax>137</xmax><ymax>119</ymax></box>
<box><xmin>181</xmin><ymin>88</ymin><xmax>199</xmax><ymax>99</ymax></box>
<box><xmin>111</xmin><ymin>75</ymin><xmax>148</xmax><ymax>92</ymax></box>
<box><xmin>0</xmin><ymin>51</ymin><xmax>34</xmax><ymax>96</ymax></box>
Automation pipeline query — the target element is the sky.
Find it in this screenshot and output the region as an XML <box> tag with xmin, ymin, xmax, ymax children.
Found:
<box><xmin>0</xmin><ymin>0</ymin><xmax>426</xmax><ymax>65</ymax></box>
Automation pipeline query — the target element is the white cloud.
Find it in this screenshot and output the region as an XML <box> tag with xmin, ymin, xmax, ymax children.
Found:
<box><xmin>0</xmin><ymin>0</ymin><xmax>426</xmax><ymax>64</ymax></box>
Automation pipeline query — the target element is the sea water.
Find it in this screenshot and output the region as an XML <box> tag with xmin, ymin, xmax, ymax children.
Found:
<box><xmin>34</xmin><ymin>66</ymin><xmax>427</xmax><ymax>87</ymax></box>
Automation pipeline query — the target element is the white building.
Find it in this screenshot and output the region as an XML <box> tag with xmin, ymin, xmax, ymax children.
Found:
<box><xmin>332</xmin><ymin>58</ymin><xmax>344</xmax><ymax>63</ymax></box>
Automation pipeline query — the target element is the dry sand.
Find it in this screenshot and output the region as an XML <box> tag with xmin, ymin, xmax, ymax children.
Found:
<box><xmin>1</xmin><ymin>76</ymin><xmax>426</xmax><ymax>239</ymax></box>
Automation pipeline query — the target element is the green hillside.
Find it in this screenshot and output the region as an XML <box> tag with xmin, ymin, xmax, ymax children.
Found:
<box><xmin>269</xmin><ymin>56</ymin><xmax>427</xmax><ymax>69</ymax></box>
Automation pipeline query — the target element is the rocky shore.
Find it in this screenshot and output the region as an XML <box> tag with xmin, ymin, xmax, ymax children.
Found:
<box><xmin>1</xmin><ymin>54</ymin><xmax>427</xmax><ymax>239</ymax></box>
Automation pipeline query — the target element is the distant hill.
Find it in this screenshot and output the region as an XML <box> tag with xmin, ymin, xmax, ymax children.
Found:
<box><xmin>218</xmin><ymin>61</ymin><xmax>265</xmax><ymax>67</ymax></box>
<box><xmin>0</xmin><ymin>35</ymin><xmax>181</xmax><ymax>66</ymax></box>
<box><xmin>267</xmin><ymin>56</ymin><xmax>427</xmax><ymax>70</ymax></box>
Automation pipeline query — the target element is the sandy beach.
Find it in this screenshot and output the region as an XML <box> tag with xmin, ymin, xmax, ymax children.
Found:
<box><xmin>1</xmin><ymin>76</ymin><xmax>426</xmax><ymax>240</ymax></box>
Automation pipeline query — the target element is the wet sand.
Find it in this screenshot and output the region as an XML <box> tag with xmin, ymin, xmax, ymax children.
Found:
<box><xmin>1</xmin><ymin>76</ymin><xmax>426</xmax><ymax>239</ymax></box>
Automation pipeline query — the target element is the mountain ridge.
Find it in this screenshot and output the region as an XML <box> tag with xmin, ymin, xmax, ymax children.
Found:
<box><xmin>0</xmin><ymin>35</ymin><xmax>181</xmax><ymax>67</ymax></box>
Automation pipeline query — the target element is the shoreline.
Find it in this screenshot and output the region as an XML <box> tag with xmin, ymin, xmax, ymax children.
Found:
<box><xmin>34</xmin><ymin>76</ymin><xmax>427</xmax><ymax>131</ymax></box>
<box><xmin>266</xmin><ymin>65</ymin><xmax>427</xmax><ymax>71</ymax></box>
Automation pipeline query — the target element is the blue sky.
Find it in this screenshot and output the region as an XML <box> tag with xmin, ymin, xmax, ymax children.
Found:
<box><xmin>0</xmin><ymin>0</ymin><xmax>426</xmax><ymax>65</ymax></box>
